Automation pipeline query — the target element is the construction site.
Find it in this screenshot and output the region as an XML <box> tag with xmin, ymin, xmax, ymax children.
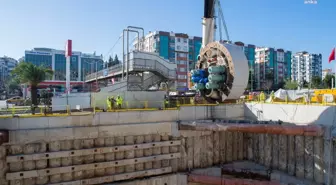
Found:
<box><xmin>0</xmin><ymin>0</ymin><xmax>335</xmax><ymax>185</ymax></box>
<box><xmin>0</xmin><ymin>103</ymin><xmax>335</xmax><ymax>185</ymax></box>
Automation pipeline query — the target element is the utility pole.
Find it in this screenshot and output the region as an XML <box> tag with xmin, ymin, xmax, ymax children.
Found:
<box><xmin>95</xmin><ymin>62</ymin><xmax>98</xmax><ymax>91</ymax></box>
<box><xmin>65</xmin><ymin>40</ymin><xmax>72</xmax><ymax>107</ymax></box>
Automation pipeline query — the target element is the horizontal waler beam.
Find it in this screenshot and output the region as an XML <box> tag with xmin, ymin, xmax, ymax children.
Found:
<box><xmin>188</xmin><ymin>174</ymin><xmax>281</xmax><ymax>185</ymax></box>
<box><xmin>7</xmin><ymin>140</ymin><xmax>181</xmax><ymax>163</ymax></box>
<box><xmin>179</xmin><ymin>123</ymin><xmax>324</xmax><ymax>136</ymax></box>
<box><xmin>52</xmin><ymin>167</ymin><xmax>171</xmax><ymax>185</ymax></box>
<box><xmin>6</xmin><ymin>153</ymin><xmax>180</xmax><ymax>180</ymax></box>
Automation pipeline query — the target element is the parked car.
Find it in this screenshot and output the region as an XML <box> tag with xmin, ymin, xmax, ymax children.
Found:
<box><xmin>6</xmin><ymin>96</ymin><xmax>25</xmax><ymax>106</ymax></box>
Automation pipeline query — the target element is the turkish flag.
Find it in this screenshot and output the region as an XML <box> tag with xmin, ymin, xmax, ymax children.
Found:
<box><xmin>329</xmin><ymin>48</ymin><xmax>335</xmax><ymax>63</ymax></box>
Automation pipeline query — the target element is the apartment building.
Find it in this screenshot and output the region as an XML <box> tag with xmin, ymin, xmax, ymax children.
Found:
<box><xmin>322</xmin><ymin>68</ymin><xmax>334</xmax><ymax>80</ymax></box>
<box><xmin>0</xmin><ymin>56</ymin><xmax>18</xmax><ymax>87</ymax></box>
<box><xmin>133</xmin><ymin>31</ymin><xmax>202</xmax><ymax>92</ymax></box>
<box><xmin>254</xmin><ymin>47</ymin><xmax>292</xmax><ymax>90</ymax></box>
<box><xmin>291</xmin><ymin>51</ymin><xmax>322</xmax><ymax>84</ymax></box>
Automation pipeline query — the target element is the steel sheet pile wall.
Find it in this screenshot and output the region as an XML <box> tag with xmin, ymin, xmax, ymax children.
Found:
<box><xmin>178</xmin><ymin>124</ymin><xmax>326</xmax><ymax>185</ymax></box>
<box><xmin>246</xmin><ymin>133</ymin><xmax>324</xmax><ymax>184</ymax></box>
<box><xmin>179</xmin><ymin>130</ymin><xmax>245</xmax><ymax>170</ymax></box>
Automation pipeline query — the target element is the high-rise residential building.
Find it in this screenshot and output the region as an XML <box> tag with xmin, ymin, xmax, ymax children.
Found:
<box><xmin>133</xmin><ymin>31</ymin><xmax>202</xmax><ymax>92</ymax></box>
<box><xmin>291</xmin><ymin>51</ymin><xmax>322</xmax><ymax>84</ymax></box>
<box><xmin>322</xmin><ymin>68</ymin><xmax>334</xmax><ymax>80</ymax></box>
<box><xmin>254</xmin><ymin>47</ymin><xmax>292</xmax><ymax>90</ymax></box>
<box><xmin>24</xmin><ymin>48</ymin><xmax>104</xmax><ymax>82</ymax></box>
<box><xmin>0</xmin><ymin>56</ymin><xmax>18</xmax><ymax>86</ymax></box>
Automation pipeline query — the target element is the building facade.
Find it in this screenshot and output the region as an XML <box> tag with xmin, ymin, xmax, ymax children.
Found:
<box><xmin>134</xmin><ymin>31</ymin><xmax>202</xmax><ymax>92</ymax></box>
<box><xmin>24</xmin><ymin>48</ymin><xmax>104</xmax><ymax>82</ymax></box>
<box><xmin>291</xmin><ymin>51</ymin><xmax>322</xmax><ymax>84</ymax></box>
<box><xmin>322</xmin><ymin>68</ymin><xmax>334</xmax><ymax>80</ymax></box>
<box><xmin>0</xmin><ymin>56</ymin><xmax>18</xmax><ymax>86</ymax></box>
<box><xmin>254</xmin><ymin>47</ymin><xmax>292</xmax><ymax>90</ymax></box>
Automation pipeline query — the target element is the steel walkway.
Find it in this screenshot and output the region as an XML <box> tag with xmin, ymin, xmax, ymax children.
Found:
<box><xmin>85</xmin><ymin>51</ymin><xmax>177</xmax><ymax>83</ymax></box>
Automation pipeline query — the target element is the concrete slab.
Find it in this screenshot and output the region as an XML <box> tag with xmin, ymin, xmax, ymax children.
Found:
<box><xmin>244</xmin><ymin>103</ymin><xmax>336</xmax><ymax>125</ymax></box>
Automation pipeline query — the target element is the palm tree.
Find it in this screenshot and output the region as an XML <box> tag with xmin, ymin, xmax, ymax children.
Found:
<box><xmin>11</xmin><ymin>62</ymin><xmax>53</xmax><ymax>109</ymax></box>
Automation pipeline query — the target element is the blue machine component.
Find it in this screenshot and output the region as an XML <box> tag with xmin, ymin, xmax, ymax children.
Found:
<box><xmin>199</xmin><ymin>78</ymin><xmax>208</xmax><ymax>84</ymax></box>
<box><xmin>191</xmin><ymin>76</ymin><xmax>202</xmax><ymax>83</ymax></box>
<box><xmin>198</xmin><ymin>69</ymin><xmax>206</xmax><ymax>78</ymax></box>
<box><xmin>191</xmin><ymin>69</ymin><xmax>209</xmax><ymax>90</ymax></box>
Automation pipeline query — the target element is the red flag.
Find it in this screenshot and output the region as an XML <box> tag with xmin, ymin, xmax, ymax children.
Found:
<box><xmin>329</xmin><ymin>48</ymin><xmax>335</xmax><ymax>63</ymax></box>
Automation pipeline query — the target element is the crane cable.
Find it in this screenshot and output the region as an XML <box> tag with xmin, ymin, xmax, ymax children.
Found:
<box><xmin>104</xmin><ymin>35</ymin><xmax>122</xmax><ymax>61</ymax></box>
<box><xmin>217</xmin><ymin>0</ymin><xmax>230</xmax><ymax>42</ymax></box>
<box><xmin>216</xmin><ymin>1</ymin><xmax>223</xmax><ymax>42</ymax></box>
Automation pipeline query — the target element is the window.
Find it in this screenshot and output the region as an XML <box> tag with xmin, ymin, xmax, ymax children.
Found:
<box><xmin>183</xmin><ymin>46</ymin><xmax>188</xmax><ymax>52</ymax></box>
<box><xmin>178</xmin><ymin>75</ymin><xmax>187</xmax><ymax>79</ymax></box>
<box><xmin>183</xmin><ymin>38</ymin><xmax>188</xmax><ymax>43</ymax></box>
<box><xmin>177</xmin><ymin>60</ymin><xmax>186</xmax><ymax>65</ymax></box>
<box><xmin>177</xmin><ymin>38</ymin><xmax>181</xmax><ymax>42</ymax></box>
<box><xmin>72</xmin><ymin>56</ymin><xmax>77</xmax><ymax>61</ymax></box>
<box><xmin>178</xmin><ymin>53</ymin><xmax>187</xmax><ymax>58</ymax></box>
<box><xmin>176</xmin><ymin>46</ymin><xmax>181</xmax><ymax>50</ymax></box>
<box><xmin>178</xmin><ymin>82</ymin><xmax>187</xmax><ymax>87</ymax></box>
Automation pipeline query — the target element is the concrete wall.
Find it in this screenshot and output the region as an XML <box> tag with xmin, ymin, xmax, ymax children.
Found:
<box><xmin>92</xmin><ymin>91</ymin><xmax>167</xmax><ymax>109</ymax></box>
<box><xmin>244</xmin><ymin>103</ymin><xmax>336</xmax><ymax>126</ymax></box>
<box><xmin>0</xmin><ymin>104</ymin><xmax>245</xmax><ymax>132</ymax></box>
<box><xmin>52</xmin><ymin>93</ymin><xmax>91</xmax><ymax>111</ymax></box>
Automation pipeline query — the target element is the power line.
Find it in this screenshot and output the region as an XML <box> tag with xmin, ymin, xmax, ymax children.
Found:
<box><xmin>104</xmin><ymin>35</ymin><xmax>122</xmax><ymax>61</ymax></box>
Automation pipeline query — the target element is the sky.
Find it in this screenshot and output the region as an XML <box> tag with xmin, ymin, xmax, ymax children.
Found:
<box><xmin>0</xmin><ymin>0</ymin><xmax>335</xmax><ymax>69</ymax></box>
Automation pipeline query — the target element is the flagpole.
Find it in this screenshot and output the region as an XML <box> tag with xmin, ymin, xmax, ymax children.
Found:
<box><xmin>334</xmin><ymin>47</ymin><xmax>336</xmax><ymax>89</ymax></box>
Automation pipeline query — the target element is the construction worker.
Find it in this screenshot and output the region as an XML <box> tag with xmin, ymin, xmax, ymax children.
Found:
<box><xmin>164</xmin><ymin>95</ymin><xmax>169</xmax><ymax>109</ymax></box>
<box><xmin>116</xmin><ymin>95</ymin><xmax>123</xmax><ymax>109</ymax></box>
<box><xmin>259</xmin><ymin>92</ymin><xmax>265</xmax><ymax>102</ymax></box>
<box><xmin>106</xmin><ymin>96</ymin><xmax>112</xmax><ymax>111</ymax></box>
<box><xmin>110</xmin><ymin>96</ymin><xmax>115</xmax><ymax>110</ymax></box>
<box><xmin>248</xmin><ymin>92</ymin><xmax>253</xmax><ymax>101</ymax></box>
<box><xmin>270</xmin><ymin>91</ymin><xmax>275</xmax><ymax>102</ymax></box>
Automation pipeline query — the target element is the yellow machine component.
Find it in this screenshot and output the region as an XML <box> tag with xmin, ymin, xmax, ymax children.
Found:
<box><xmin>311</xmin><ymin>89</ymin><xmax>336</xmax><ymax>103</ymax></box>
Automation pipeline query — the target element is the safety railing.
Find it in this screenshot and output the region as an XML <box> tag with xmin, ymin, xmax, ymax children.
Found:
<box><xmin>243</xmin><ymin>94</ymin><xmax>336</xmax><ymax>106</ymax></box>
<box><xmin>85</xmin><ymin>52</ymin><xmax>177</xmax><ymax>82</ymax></box>
<box><xmin>94</xmin><ymin>100</ymin><xmax>174</xmax><ymax>112</ymax></box>
<box><xmin>0</xmin><ymin>104</ymin><xmax>92</xmax><ymax>118</ymax></box>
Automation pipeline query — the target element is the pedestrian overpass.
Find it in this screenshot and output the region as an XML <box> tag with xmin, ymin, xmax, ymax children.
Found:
<box><xmin>85</xmin><ymin>51</ymin><xmax>177</xmax><ymax>92</ymax></box>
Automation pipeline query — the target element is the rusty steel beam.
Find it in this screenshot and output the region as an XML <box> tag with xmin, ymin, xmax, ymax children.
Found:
<box><xmin>188</xmin><ymin>174</ymin><xmax>281</xmax><ymax>185</ymax></box>
<box><xmin>179</xmin><ymin>123</ymin><xmax>324</xmax><ymax>136</ymax></box>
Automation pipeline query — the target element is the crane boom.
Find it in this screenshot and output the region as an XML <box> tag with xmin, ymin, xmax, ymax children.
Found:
<box><xmin>202</xmin><ymin>0</ymin><xmax>216</xmax><ymax>48</ymax></box>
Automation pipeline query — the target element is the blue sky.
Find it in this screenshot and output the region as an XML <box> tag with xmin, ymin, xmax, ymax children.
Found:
<box><xmin>0</xmin><ymin>0</ymin><xmax>335</xmax><ymax>69</ymax></box>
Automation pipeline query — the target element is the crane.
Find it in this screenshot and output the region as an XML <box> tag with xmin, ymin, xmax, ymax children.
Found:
<box><xmin>191</xmin><ymin>0</ymin><xmax>249</xmax><ymax>103</ymax></box>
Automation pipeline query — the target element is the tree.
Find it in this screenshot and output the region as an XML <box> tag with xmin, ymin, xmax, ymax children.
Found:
<box><xmin>113</xmin><ymin>55</ymin><xmax>120</xmax><ymax>65</ymax></box>
<box><xmin>323</xmin><ymin>74</ymin><xmax>335</xmax><ymax>89</ymax></box>
<box><xmin>5</xmin><ymin>78</ymin><xmax>20</xmax><ymax>93</ymax></box>
<box><xmin>264</xmin><ymin>71</ymin><xmax>274</xmax><ymax>91</ymax></box>
<box><xmin>107</xmin><ymin>56</ymin><xmax>113</xmax><ymax>67</ymax></box>
<box><xmin>284</xmin><ymin>79</ymin><xmax>299</xmax><ymax>90</ymax></box>
<box><xmin>11</xmin><ymin>62</ymin><xmax>53</xmax><ymax>109</ymax></box>
<box><xmin>277</xmin><ymin>80</ymin><xmax>285</xmax><ymax>89</ymax></box>
<box><xmin>311</xmin><ymin>76</ymin><xmax>322</xmax><ymax>89</ymax></box>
